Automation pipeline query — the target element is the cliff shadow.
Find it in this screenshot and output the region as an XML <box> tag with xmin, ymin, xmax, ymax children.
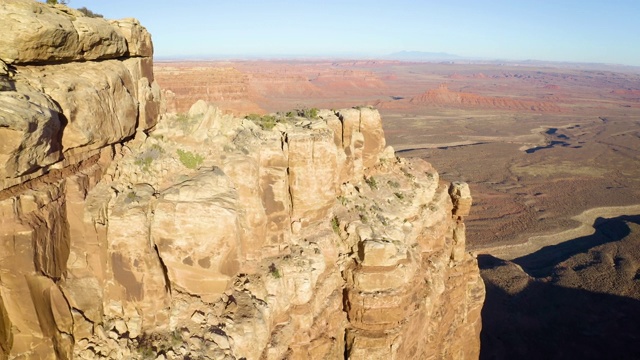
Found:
<box><xmin>512</xmin><ymin>215</ymin><xmax>640</xmax><ymax>278</ymax></box>
<box><xmin>479</xmin><ymin>254</ymin><xmax>640</xmax><ymax>360</ymax></box>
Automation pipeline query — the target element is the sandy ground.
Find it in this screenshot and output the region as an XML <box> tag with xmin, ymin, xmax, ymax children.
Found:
<box><xmin>479</xmin><ymin>204</ymin><xmax>640</xmax><ymax>259</ymax></box>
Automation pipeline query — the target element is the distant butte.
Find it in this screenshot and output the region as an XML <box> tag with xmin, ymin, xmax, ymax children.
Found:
<box><xmin>409</xmin><ymin>83</ymin><xmax>561</xmax><ymax>112</ymax></box>
<box><xmin>448</xmin><ymin>72</ymin><xmax>488</xmax><ymax>79</ymax></box>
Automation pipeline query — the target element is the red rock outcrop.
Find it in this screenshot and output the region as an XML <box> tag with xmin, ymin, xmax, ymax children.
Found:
<box><xmin>0</xmin><ymin>2</ymin><xmax>484</xmax><ymax>359</ymax></box>
<box><xmin>610</xmin><ymin>89</ymin><xmax>640</xmax><ymax>101</ymax></box>
<box><xmin>410</xmin><ymin>83</ymin><xmax>561</xmax><ymax>112</ymax></box>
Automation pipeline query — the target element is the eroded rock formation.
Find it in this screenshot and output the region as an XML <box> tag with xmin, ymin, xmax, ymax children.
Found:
<box><xmin>0</xmin><ymin>1</ymin><xmax>484</xmax><ymax>359</ymax></box>
<box><xmin>154</xmin><ymin>65</ymin><xmax>266</xmax><ymax>115</ymax></box>
<box><xmin>410</xmin><ymin>83</ymin><xmax>560</xmax><ymax>112</ymax></box>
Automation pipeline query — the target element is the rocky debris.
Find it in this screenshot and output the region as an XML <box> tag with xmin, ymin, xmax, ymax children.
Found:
<box><xmin>410</xmin><ymin>83</ymin><xmax>561</xmax><ymax>112</ymax></box>
<box><xmin>0</xmin><ymin>2</ymin><xmax>484</xmax><ymax>359</ymax></box>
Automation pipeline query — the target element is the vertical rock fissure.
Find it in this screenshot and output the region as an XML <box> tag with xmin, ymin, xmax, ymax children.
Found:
<box><xmin>284</xmin><ymin>135</ymin><xmax>294</xmax><ymax>219</ymax></box>
<box><xmin>153</xmin><ymin>244</ymin><xmax>172</xmax><ymax>295</ymax></box>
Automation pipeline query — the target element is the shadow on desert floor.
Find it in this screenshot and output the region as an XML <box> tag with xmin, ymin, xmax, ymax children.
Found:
<box><xmin>511</xmin><ymin>215</ymin><xmax>640</xmax><ymax>277</ymax></box>
<box><xmin>479</xmin><ymin>254</ymin><xmax>640</xmax><ymax>360</ymax></box>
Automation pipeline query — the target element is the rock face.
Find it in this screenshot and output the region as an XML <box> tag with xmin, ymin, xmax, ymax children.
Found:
<box><xmin>0</xmin><ymin>1</ymin><xmax>161</xmax><ymax>358</ymax></box>
<box><xmin>0</xmin><ymin>1</ymin><xmax>484</xmax><ymax>359</ymax></box>
<box><xmin>0</xmin><ymin>0</ymin><xmax>160</xmax><ymax>190</ymax></box>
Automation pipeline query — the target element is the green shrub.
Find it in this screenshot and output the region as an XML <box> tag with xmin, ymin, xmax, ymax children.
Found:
<box><xmin>297</xmin><ymin>108</ymin><xmax>320</xmax><ymax>119</ymax></box>
<box><xmin>331</xmin><ymin>216</ymin><xmax>340</xmax><ymax>234</ymax></box>
<box><xmin>125</xmin><ymin>191</ymin><xmax>141</xmax><ymax>204</ymax></box>
<box><xmin>402</xmin><ymin>168</ymin><xmax>416</xmax><ymax>180</ymax></box>
<box><xmin>136</xmin><ymin>330</ymin><xmax>183</xmax><ymax>358</ymax></box>
<box><xmin>365</xmin><ymin>176</ymin><xmax>378</xmax><ymax>190</ymax></box>
<box><xmin>245</xmin><ymin>114</ymin><xmax>279</xmax><ymax>130</ymax></box>
<box><xmin>268</xmin><ymin>263</ymin><xmax>281</xmax><ymax>279</ymax></box>
<box><xmin>260</xmin><ymin>115</ymin><xmax>277</xmax><ymax>130</ymax></box>
<box><xmin>77</xmin><ymin>6</ymin><xmax>102</xmax><ymax>17</ymax></box>
<box><xmin>245</xmin><ymin>113</ymin><xmax>262</xmax><ymax>121</ymax></box>
<box><xmin>176</xmin><ymin>149</ymin><xmax>204</xmax><ymax>169</ymax></box>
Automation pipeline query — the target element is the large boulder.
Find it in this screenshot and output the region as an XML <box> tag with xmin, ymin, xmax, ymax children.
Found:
<box><xmin>0</xmin><ymin>0</ymin><xmax>128</xmax><ymax>64</ymax></box>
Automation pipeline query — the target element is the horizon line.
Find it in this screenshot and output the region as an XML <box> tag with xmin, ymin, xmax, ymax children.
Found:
<box><xmin>152</xmin><ymin>54</ymin><xmax>640</xmax><ymax>70</ymax></box>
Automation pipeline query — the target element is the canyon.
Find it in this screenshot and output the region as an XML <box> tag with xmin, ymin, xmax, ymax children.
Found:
<box><xmin>0</xmin><ymin>1</ymin><xmax>484</xmax><ymax>359</ymax></box>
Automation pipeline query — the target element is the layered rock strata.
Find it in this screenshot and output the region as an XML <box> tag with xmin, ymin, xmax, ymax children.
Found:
<box><xmin>410</xmin><ymin>83</ymin><xmax>560</xmax><ymax>112</ymax></box>
<box><xmin>0</xmin><ymin>0</ymin><xmax>160</xmax><ymax>190</ymax></box>
<box><xmin>0</xmin><ymin>1</ymin><xmax>484</xmax><ymax>359</ymax></box>
<box><xmin>0</xmin><ymin>1</ymin><xmax>160</xmax><ymax>358</ymax></box>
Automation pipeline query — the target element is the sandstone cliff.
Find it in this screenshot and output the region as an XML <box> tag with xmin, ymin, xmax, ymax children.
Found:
<box><xmin>0</xmin><ymin>1</ymin><xmax>484</xmax><ymax>359</ymax></box>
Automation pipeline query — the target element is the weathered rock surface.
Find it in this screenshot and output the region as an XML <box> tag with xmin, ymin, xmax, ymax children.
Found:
<box><xmin>0</xmin><ymin>0</ymin><xmax>160</xmax><ymax>191</ymax></box>
<box><xmin>0</xmin><ymin>1</ymin><xmax>484</xmax><ymax>359</ymax></box>
<box><xmin>0</xmin><ymin>0</ymin><xmax>152</xmax><ymax>64</ymax></box>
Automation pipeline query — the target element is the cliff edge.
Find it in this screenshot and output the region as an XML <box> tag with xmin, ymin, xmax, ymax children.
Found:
<box><xmin>0</xmin><ymin>1</ymin><xmax>484</xmax><ymax>359</ymax></box>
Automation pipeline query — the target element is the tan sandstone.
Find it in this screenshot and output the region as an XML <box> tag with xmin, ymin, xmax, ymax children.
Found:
<box><xmin>0</xmin><ymin>1</ymin><xmax>484</xmax><ymax>359</ymax></box>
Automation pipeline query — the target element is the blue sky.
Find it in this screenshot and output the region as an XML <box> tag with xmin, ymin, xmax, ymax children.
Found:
<box><xmin>66</xmin><ymin>0</ymin><xmax>640</xmax><ymax>66</ymax></box>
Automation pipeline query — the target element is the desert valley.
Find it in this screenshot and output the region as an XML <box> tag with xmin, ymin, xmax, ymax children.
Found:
<box><xmin>156</xmin><ymin>59</ymin><xmax>640</xmax><ymax>252</ymax></box>
<box><xmin>1</xmin><ymin>0</ymin><xmax>640</xmax><ymax>358</ymax></box>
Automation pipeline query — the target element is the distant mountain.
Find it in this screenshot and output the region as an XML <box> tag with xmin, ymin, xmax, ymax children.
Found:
<box><xmin>386</xmin><ymin>51</ymin><xmax>462</xmax><ymax>61</ymax></box>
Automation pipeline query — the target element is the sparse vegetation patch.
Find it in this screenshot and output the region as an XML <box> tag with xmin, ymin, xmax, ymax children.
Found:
<box><xmin>297</xmin><ymin>108</ymin><xmax>319</xmax><ymax>119</ymax></box>
<box><xmin>268</xmin><ymin>263</ymin><xmax>281</xmax><ymax>278</ymax></box>
<box><xmin>136</xmin><ymin>330</ymin><xmax>183</xmax><ymax>358</ymax></box>
<box><xmin>388</xmin><ymin>180</ymin><xmax>400</xmax><ymax>188</ymax></box>
<box><xmin>125</xmin><ymin>191</ymin><xmax>141</xmax><ymax>204</ymax></box>
<box><xmin>245</xmin><ymin>113</ymin><xmax>279</xmax><ymax>130</ymax></box>
<box><xmin>78</xmin><ymin>6</ymin><xmax>103</xmax><ymax>17</ymax></box>
<box><xmin>331</xmin><ymin>216</ymin><xmax>340</xmax><ymax>234</ymax></box>
<box><xmin>134</xmin><ymin>144</ymin><xmax>164</xmax><ymax>172</ymax></box>
<box><xmin>365</xmin><ymin>176</ymin><xmax>378</xmax><ymax>190</ymax></box>
<box><xmin>177</xmin><ymin>149</ymin><xmax>204</xmax><ymax>169</ymax></box>
<box><xmin>173</xmin><ymin>113</ymin><xmax>203</xmax><ymax>133</ymax></box>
